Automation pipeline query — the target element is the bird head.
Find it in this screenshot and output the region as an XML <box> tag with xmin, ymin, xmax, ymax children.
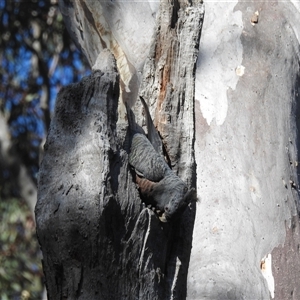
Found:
<box><xmin>152</xmin><ymin>176</ymin><xmax>197</xmax><ymax>222</ymax></box>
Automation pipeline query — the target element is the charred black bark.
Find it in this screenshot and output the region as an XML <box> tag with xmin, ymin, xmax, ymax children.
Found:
<box><xmin>36</xmin><ymin>0</ymin><xmax>204</xmax><ymax>298</ymax></box>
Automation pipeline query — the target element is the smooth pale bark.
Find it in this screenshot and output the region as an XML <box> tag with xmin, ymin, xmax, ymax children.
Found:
<box><xmin>36</xmin><ymin>1</ymin><xmax>204</xmax><ymax>298</ymax></box>
<box><xmin>189</xmin><ymin>2</ymin><xmax>300</xmax><ymax>299</ymax></box>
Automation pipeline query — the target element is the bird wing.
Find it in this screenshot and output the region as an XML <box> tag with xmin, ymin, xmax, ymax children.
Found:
<box><xmin>129</xmin><ymin>133</ymin><xmax>170</xmax><ymax>182</ymax></box>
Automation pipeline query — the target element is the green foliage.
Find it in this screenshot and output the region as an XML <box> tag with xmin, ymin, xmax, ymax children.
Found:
<box><xmin>0</xmin><ymin>197</ymin><xmax>43</xmax><ymax>299</ymax></box>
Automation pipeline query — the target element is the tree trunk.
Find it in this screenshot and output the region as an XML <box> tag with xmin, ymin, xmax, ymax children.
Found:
<box><xmin>37</xmin><ymin>0</ymin><xmax>300</xmax><ymax>299</ymax></box>
<box><xmin>36</xmin><ymin>1</ymin><xmax>204</xmax><ymax>299</ymax></box>
<box><xmin>188</xmin><ymin>2</ymin><xmax>300</xmax><ymax>299</ymax></box>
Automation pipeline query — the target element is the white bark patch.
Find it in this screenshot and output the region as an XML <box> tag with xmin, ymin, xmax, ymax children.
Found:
<box><xmin>235</xmin><ymin>65</ymin><xmax>245</xmax><ymax>76</ymax></box>
<box><xmin>195</xmin><ymin>2</ymin><xmax>243</xmax><ymax>126</ymax></box>
<box><xmin>260</xmin><ymin>254</ymin><xmax>275</xmax><ymax>298</ymax></box>
<box><xmin>170</xmin><ymin>257</ymin><xmax>182</xmax><ymax>300</ymax></box>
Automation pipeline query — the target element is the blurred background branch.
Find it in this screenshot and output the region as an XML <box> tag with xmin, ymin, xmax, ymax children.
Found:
<box><xmin>0</xmin><ymin>0</ymin><xmax>89</xmax><ymax>298</ymax></box>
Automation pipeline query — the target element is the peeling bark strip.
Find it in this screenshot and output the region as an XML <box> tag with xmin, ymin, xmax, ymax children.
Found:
<box><xmin>140</xmin><ymin>0</ymin><xmax>204</xmax><ymax>183</ymax></box>
<box><xmin>139</xmin><ymin>1</ymin><xmax>204</xmax><ymax>297</ymax></box>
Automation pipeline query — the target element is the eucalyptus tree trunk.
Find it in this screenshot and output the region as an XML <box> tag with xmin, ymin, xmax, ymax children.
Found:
<box><xmin>36</xmin><ymin>0</ymin><xmax>300</xmax><ymax>299</ymax></box>
<box><xmin>189</xmin><ymin>2</ymin><xmax>300</xmax><ymax>299</ymax></box>
<box><xmin>35</xmin><ymin>1</ymin><xmax>204</xmax><ymax>299</ymax></box>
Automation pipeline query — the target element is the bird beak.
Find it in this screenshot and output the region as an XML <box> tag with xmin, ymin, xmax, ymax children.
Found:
<box><xmin>159</xmin><ymin>213</ymin><xmax>168</xmax><ymax>223</ymax></box>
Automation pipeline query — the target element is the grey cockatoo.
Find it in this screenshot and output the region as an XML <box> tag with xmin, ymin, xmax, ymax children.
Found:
<box><xmin>125</xmin><ymin>96</ymin><xmax>196</xmax><ymax>222</ymax></box>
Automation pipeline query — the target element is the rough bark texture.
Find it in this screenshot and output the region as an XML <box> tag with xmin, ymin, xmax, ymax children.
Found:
<box><xmin>36</xmin><ymin>1</ymin><xmax>203</xmax><ymax>299</ymax></box>
<box><xmin>272</xmin><ymin>215</ymin><xmax>300</xmax><ymax>299</ymax></box>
